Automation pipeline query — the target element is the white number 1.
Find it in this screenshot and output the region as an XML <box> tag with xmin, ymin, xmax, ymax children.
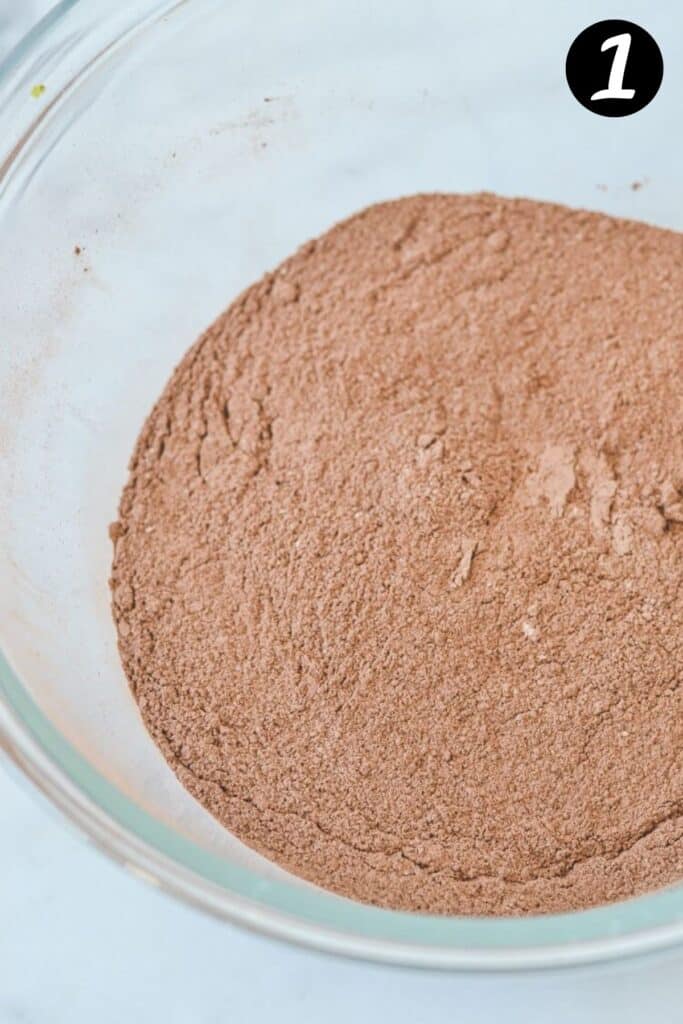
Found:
<box><xmin>590</xmin><ymin>33</ymin><xmax>636</xmax><ymax>101</ymax></box>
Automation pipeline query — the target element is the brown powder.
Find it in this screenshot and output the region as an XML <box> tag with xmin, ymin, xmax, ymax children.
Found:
<box><xmin>110</xmin><ymin>193</ymin><xmax>683</xmax><ymax>915</ymax></box>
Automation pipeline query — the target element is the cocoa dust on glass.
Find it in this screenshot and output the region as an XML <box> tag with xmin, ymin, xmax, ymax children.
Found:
<box><xmin>110</xmin><ymin>193</ymin><xmax>683</xmax><ymax>915</ymax></box>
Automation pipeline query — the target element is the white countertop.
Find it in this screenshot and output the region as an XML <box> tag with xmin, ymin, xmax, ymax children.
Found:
<box><xmin>3</xmin><ymin>5</ymin><xmax>683</xmax><ymax>1019</ymax></box>
<box><xmin>4</xmin><ymin>762</ymin><xmax>683</xmax><ymax>1023</ymax></box>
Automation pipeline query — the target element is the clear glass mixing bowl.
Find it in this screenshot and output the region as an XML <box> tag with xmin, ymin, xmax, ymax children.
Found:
<box><xmin>2</xmin><ymin>0</ymin><xmax>683</xmax><ymax>970</ymax></box>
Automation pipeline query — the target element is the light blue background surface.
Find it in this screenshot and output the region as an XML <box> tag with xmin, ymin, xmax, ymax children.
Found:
<box><xmin>4</xmin><ymin>763</ymin><xmax>683</xmax><ymax>1023</ymax></box>
<box><xmin>2</xmin><ymin>4</ymin><xmax>683</xmax><ymax>1019</ymax></box>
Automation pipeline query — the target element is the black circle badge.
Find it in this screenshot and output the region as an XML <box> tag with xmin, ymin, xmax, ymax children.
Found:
<box><xmin>566</xmin><ymin>20</ymin><xmax>663</xmax><ymax>116</ymax></box>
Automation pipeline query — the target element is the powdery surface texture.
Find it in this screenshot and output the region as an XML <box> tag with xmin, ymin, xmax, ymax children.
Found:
<box><xmin>111</xmin><ymin>194</ymin><xmax>683</xmax><ymax>915</ymax></box>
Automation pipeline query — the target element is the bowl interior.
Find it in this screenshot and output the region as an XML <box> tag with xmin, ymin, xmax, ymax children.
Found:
<box><xmin>2</xmin><ymin>0</ymin><xmax>683</xmax><ymax>967</ymax></box>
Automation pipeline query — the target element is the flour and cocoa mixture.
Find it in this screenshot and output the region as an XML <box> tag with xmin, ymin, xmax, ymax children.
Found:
<box><xmin>110</xmin><ymin>193</ymin><xmax>683</xmax><ymax>915</ymax></box>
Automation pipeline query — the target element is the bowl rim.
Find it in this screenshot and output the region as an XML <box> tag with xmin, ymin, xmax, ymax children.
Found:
<box><xmin>2</xmin><ymin>0</ymin><xmax>683</xmax><ymax>971</ymax></box>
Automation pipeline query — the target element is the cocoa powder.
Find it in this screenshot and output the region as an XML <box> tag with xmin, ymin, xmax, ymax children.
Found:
<box><xmin>111</xmin><ymin>193</ymin><xmax>683</xmax><ymax>915</ymax></box>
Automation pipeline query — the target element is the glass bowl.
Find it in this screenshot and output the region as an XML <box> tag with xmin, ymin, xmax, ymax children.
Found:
<box><xmin>2</xmin><ymin>0</ymin><xmax>683</xmax><ymax>970</ymax></box>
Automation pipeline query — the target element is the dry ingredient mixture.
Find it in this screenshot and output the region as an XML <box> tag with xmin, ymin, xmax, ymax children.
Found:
<box><xmin>110</xmin><ymin>193</ymin><xmax>683</xmax><ymax>915</ymax></box>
